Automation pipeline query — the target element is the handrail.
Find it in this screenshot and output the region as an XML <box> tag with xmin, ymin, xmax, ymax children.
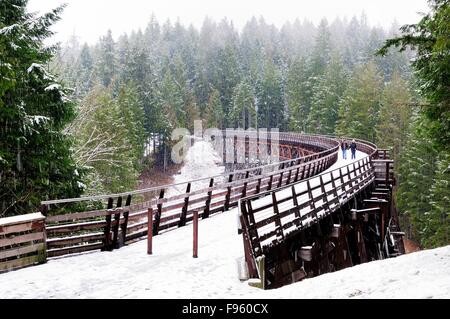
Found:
<box><xmin>41</xmin><ymin>132</ymin><xmax>340</xmax><ymax>206</ymax></box>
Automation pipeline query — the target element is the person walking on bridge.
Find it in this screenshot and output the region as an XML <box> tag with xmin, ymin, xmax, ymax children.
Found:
<box><xmin>350</xmin><ymin>139</ymin><xmax>357</xmax><ymax>160</ymax></box>
<box><xmin>341</xmin><ymin>139</ymin><xmax>348</xmax><ymax>160</ymax></box>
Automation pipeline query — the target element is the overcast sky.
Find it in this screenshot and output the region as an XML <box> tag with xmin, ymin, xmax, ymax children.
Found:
<box><xmin>27</xmin><ymin>0</ymin><xmax>429</xmax><ymax>45</ymax></box>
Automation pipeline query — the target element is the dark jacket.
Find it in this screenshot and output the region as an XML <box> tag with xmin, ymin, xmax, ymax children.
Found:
<box><xmin>350</xmin><ymin>142</ymin><xmax>357</xmax><ymax>152</ymax></box>
<box><xmin>341</xmin><ymin>142</ymin><xmax>348</xmax><ymax>150</ymax></box>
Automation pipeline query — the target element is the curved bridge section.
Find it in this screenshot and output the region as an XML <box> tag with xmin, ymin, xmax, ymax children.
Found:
<box><xmin>39</xmin><ymin>133</ymin><xmax>343</xmax><ymax>258</ymax></box>
<box><xmin>239</xmin><ymin>146</ymin><xmax>405</xmax><ymax>289</ymax></box>
<box><xmin>0</xmin><ymin>133</ymin><xmax>403</xmax><ymax>274</ymax></box>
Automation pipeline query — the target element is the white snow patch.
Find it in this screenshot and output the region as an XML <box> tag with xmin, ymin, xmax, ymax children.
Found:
<box><xmin>44</xmin><ymin>84</ymin><xmax>61</xmax><ymax>91</ymax></box>
<box><xmin>26</xmin><ymin>115</ymin><xmax>50</xmax><ymax>126</ymax></box>
<box><xmin>0</xmin><ymin>203</ymin><xmax>448</xmax><ymax>298</ymax></box>
<box><xmin>0</xmin><ymin>24</ymin><xmax>19</xmax><ymax>35</ymax></box>
<box><xmin>166</xmin><ymin>139</ymin><xmax>224</xmax><ymax>197</ymax></box>
<box><xmin>27</xmin><ymin>63</ymin><xmax>44</xmax><ymax>73</ymax></box>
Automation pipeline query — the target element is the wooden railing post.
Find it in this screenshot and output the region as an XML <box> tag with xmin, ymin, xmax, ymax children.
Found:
<box><xmin>277</xmin><ymin>170</ymin><xmax>284</xmax><ymax>188</ymax></box>
<box><xmin>385</xmin><ymin>161</ymin><xmax>390</xmax><ymax>185</ymax></box>
<box><xmin>306</xmin><ymin>180</ymin><xmax>317</xmax><ymax>219</ymax></box>
<box><xmin>147</xmin><ymin>208</ymin><xmax>153</xmax><ymax>255</ymax></box>
<box><xmin>256</xmin><ymin>177</ymin><xmax>262</xmax><ymax>194</ymax></box>
<box><xmin>242</xmin><ymin>171</ymin><xmax>250</xmax><ymax>198</ymax></box>
<box><xmin>203</xmin><ymin>178</ymin><xmax>214</xmax><ymax>219</ymax></box>
<box><xmin>153</xmin><ymin>189</ymin><xmax>164</xmax><ymax>235</ymax></box>
<box><xmin>224</xmin><ymin>174</ymin><xmax>234</xmax><ymax>211</ymax></box>
<box><xmin>112</xmin><ymin>196</ymin><xmax>122</xmax><ymax>249</ymax></box>
<box><xmin>271</xmin><ymin>192</ymin><xmax>284</xmax><ymax>241</ymax></box>
<box><xmin>287</xmin><ymin>167</ymin><xmax>293</xmax><ymax>185</ymax></box>
<box><xmin>267</xmin><ymin>175</ymin><xmax>273</xmax><ymax>191</ymax></box>
<box><xmin>307</xmin><ymin>162</ymin><xmax>312</xmax><ymax>178</ymax></box>
<box><xmin>193</xmin><ymin>211</ymin><xmax>199</xmax><ymax>258</ymax></box>
<box><xmin>179</xmin><ymin>182</ymin><xmax>191</xmax><ymax>227</ymax></box>
<box><xmin>102</xmin><ymin>197</ymin><xmax>114</xmax><ymax>251</ymax></box>
<box><xmin>120</xmin><ymin>194</ymin><xmax>132</xmax><ymax>246</ymax></box>
<box><xmin>319</xmin><ymin>175</ymin><xmax>330</xmax><ymax>214</ymax></box>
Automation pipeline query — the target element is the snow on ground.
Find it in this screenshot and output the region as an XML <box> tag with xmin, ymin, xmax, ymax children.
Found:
<box><xmin>1</xmin><ymin>205</ymin><xmax>449</xmax><ymax>298</ymax></box>
<box><xmin>166</xmin><ymin>139</ymin><xmax>225</xmax><ymax>197</ymax></box>
<box><xmin>262</xmin><ymin>245</ymin><xmax>450</xmax><ymax>299</ymax></box>
<box><xmin>1</xmin><ymin>145</ymin><xmax>448</xmax><ymax>299</ymax></box>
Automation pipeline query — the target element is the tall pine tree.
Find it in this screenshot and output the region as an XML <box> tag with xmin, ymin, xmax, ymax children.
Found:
<box><xmin>0</xmin><ymin>1</ymin><xmax>82</xmax><ymax>216</ymax></box>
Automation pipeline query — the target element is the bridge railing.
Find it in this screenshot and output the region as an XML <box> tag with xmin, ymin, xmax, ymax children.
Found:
<box><xmin>238</xmin><ymin>156</ymin><xmax>375</xmax><ymax>259</ymax></box>
<box><xmin>37</xmin><ymin>133</ymin><xmax>341</xmax><ymax>258</ymax></box>
<box><xmin>237</xmin><ymin>141</ymin><xmax>400</xmax><ymax>288</ymax></box>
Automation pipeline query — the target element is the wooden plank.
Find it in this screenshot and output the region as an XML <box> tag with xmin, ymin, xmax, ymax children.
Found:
<box><xmin>0</xmin><ymin>213</ymin><xmax>45</xmax><ymax>227</ymax></box>
<box><xmin>47</xmin><ymin>233</ymin><xmax>104</xmax><ymax>249</ymax></box>
<box><xmin>0</xmin><ymin>221</ymin><xmax>43</xmax><ymax>236</ymax></box>
<box><xmin>47</xmin><ymin>242</ymin><xmax>103</xmax><ymax>258</ymax></box>
<box><xmin>46</xmin><ymin>220</ymin><xmax>107</xmax><ymax>234</ymax></box>
<box><xmin>0</xmin><ymin>243</ymin><xmax>45</xmax><ymax>260</ymax></box>
<box><xmin>46</xmin><ymin>209</ymin><xmax>112</xmax><ymax>223</ymax></box>
<box><xmin>0</xmin><ymin>255</ymin><xmax>41</xmax><ymax>272</ymax></box>
<box><xmin>0</xmin><ymin>232</ymin><xmax>45</xmax><ymax>248</ymax></box>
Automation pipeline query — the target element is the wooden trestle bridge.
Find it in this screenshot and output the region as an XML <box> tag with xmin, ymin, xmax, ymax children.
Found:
<box><xmin>0</xmin><ymin>132</ymin><xmax>405</xmax><ymax>289</ymax></box>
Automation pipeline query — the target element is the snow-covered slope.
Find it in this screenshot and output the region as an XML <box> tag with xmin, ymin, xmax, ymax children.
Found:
<box><xmin>1</xmin><ymin>144</ymin><xmax>447</xmax><ymax>299</ymax></box>
<box><xmin>0</xmin><ymin>202</ymin><xmax>448</xmax><ymax>299</ymax></box>
<box><xmin>166</xmin><ymin>139</ymin><xmax>225</xmax><ymax>197</ymax></box>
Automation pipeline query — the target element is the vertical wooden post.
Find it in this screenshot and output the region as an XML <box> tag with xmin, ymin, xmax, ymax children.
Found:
<box><xmin>112</xmin><ymin>196</ymin><xmax>122</xmax><ymax>249</ymax></box>
<box><xmin>267</xmin><ymin>175</ymin><xmax>273</xmax><ymax>191</ymax></box>
<box><xmin>39</xmin><ymin>204</ymin><xmax>49</xmax><ymax>217</ymax></box>
<box><xmin>294</xmin><ymin>166</ymin><xmax>300</xmax><ymax>182</ymax></box>
<box><xmin>147</xmin><ymin>208</ymin><xmax>153</xmax><ymax>255</ymax></box>
<box><xmin>256</xmin><ymin>177</ymin><xmax>262</xmax><ymax>194</ymax></box>
<box><xmin>242</xmin><ymin>171</ymin><xmax>250</xmax><ymax>198</ymax></box>
<box><xmin>203</xmin><ymin>178</ymin><xmax>214</xmax><ymax>219</ymax></box>
<box><xmin>277</xmin><ymin>170</ymin><xmax>284</xmax><ymax>188</ymax></box>
<box><xmin>386</xmin><ymin>161</ymin><xmax>390</xmax><ymax>185</ymax></box>
<box><xmin>307</xmin><ymin>162</ymin><xmax>312</xmax><ymax>178</ymax></box>
<box><xmin>272</xmin><ymin>192</ymin><xmax>284</xmax><ymax>240</ymax></box>
<box><xmin>319</xmin><ymin>175</ymin><xmax>330</xmax><ymax>214</ymax></box>
<box><xmin>121</xmin><ymin>195</ymin><xmax>132</xmax><ymax>246</ymax></box>
<box><xmin>102</xmin><ymin>197</ymin><xmax>114</xmax><ymax>251</ymax></box>
<box><xmin>240</xmin><ymin>215</ymin><xmax>258</xmax><ymax>278</ymax></box>
<box><xmin>287</xmin><ymin>167</ymin><xmax>292</xmax><ymax>185</ymax></box>
<box><xmin>153</xmin><ymin>189</ymin><xmax>164</xmax><ymax>235</ymax></box>
<box><xmin>193</xmin><ymin>211</ymin><xmax>199</xmax><ymax>258</ymax></box>
<box><xmin>224</xmin><ymin>174</ymin><xmax>234</xmax><ymax>211</ymax></box>
<box><xmin>40</xmin><ymin>218</ymin><xmax>48</xmax><ymax>263</ymax></box>
<box><xmin>306</xmin><ymin>180</ymin><xmax>317</xmax><ymax>219</ymax></box>
<box><xmin>179</xmin><ymin>182</ymin><xmax>191</xmax><ymax>227</ymax></box>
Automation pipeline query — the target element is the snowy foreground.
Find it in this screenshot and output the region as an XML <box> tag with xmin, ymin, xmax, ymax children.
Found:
<box><xmin>1</xmin><ymin>143</ymin><xmax>449</xmax><ymax>299</ymax></box>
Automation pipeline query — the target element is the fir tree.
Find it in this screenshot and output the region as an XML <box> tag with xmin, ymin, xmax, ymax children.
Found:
<box><xmin>376</xmin><ymin>70</ymin><xmax>412</xmax><ymax>162</ymax></box>
<box><xmin>96</xmin><ymin>29</ymin><xmax>117</xmax><ymax>88</ymax></box>
<box><xmin>396</xmin><ymin>113</ymin><xmax>438</xmax><ymax>247</ymax></box>
<box><xmin>0</xmin><ymin>1</ymin><xmax>83</xmax><ymax>216</ymax></box>
<box><xmin>307</xmin><ymin>52</ymin><xmax>347</xmax><ymax>134</ymax></box>
<box><xmin>335</xmin><ymin>61</ymin><xmax>383</xmax><ymax>141</ymax></box>
<box><xmin>231</xmin><ymin>80</ymin><xmax>256</xmax><ymax>129</ymax></box>
<box><xmin>286</xmin><ymin>57</ymin><xmax>311</xmax><ymax>132</ymax></box>
<box><xmin>256</xmin><ymin>59</ymin><xmax>284</xmax><ymax>129</ymax></box>
<box><xmin>204</xmin><ymin>88</ymin><xmax>224</xmax><ymax>129</ymax></box>
<box><xmin>378</xmin><ymin>0</ymin><xmax>450</xmax><ymax>151</ymax></box>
